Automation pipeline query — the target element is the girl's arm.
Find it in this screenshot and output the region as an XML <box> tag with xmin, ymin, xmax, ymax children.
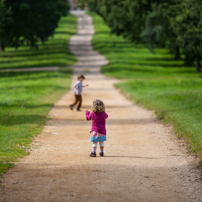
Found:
<box><xmin>86</xmin><ymin>111</ymin><xmax>93</xmax><ymax>120</ymax></box>
<box><xmin>104</xmin><ymin>112</ymin><xmax>108</xmax><ymax>119</ymax></box>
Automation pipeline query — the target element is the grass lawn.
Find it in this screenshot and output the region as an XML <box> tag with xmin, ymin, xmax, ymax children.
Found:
<box><xmin>0</xmin><ymin>14</ymin><xmax>77</xmax><ymax>176</ymax></box>
<box><xmin>89</xmin><ymin>12</ymin><xmax>202</xmax><ymax>163</ymax></box>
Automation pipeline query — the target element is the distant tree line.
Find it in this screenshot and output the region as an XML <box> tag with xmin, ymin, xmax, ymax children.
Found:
<box><xmin>0</xmin><ymin>0</ymin><xmax>69</xmax><ymax>51</ymax></box>
<box><xmin>85</xmin><ymin>0</ymin><xmax>202</xmax><ymax>72</ymax></box>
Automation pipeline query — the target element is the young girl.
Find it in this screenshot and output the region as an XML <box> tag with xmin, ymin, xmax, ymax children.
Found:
<box><xmin>70</xmin><ymin>74</ymin><xmax>88</xmax><ymax>111</ymax></box>
<box><xmin>86</xmin><ymin>99</ymin><xmax>108</xmax><ymax>157</ymax></box>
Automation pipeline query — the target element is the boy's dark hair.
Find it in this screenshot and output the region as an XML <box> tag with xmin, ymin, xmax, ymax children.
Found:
<box><xmin>77</xmin><ymin>74</ymin><xmax>85</xmax><ymax>80</ymax></box>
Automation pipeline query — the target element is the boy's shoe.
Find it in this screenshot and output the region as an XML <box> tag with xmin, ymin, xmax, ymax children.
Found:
<box><xmin>70</xmin><ymin>105</ymin><xmax>73</xmax><ymax>110</ymax></box>
<box><xmin>99</xmin><ymin>152</ymin><xmax>104</xmax><ymax>157</ymax></box>
<box><xmin>76</xmin><ymin>109</ymin><xmax>82</xmax><ymax>111</ymax></box>
<box><xmin>89</xmin><ymin>152</ymin><xmax>96</xmax><ymax>157</ymax></box>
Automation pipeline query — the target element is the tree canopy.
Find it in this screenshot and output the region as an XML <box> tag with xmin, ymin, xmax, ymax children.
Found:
<box><xmin>85</xmin><ymin>0</ymin><xmax>202</xmax><ymax>72</ymax></box>
<box><xmin>0</xmin><ymin>0</ymin><xmax>69</xmax><ymax>51</ymax></box>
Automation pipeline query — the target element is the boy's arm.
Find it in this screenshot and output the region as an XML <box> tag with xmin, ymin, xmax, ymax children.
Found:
<box><xmin>74</xmin><ymin>82</ymin><xmax>78</xmax><ymax>89</ymax></box>
<box><xmin>74</xmin><ymin>84</ymin><xmax>80</xmax><ymax>93</ymax></box>
<box><xmin>82</xmin><ymin>84</ymin><xmax>88</xmax><ymax>87</ymax></box>
<box><xmin>86</xmin><ymin>111</ymin><xmax>93</xmax><ymax>120</ymax></box>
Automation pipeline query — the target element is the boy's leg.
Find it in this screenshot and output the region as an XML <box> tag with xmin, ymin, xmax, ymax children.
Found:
<box><xmin>71</xmin><ymin>94</ymin><xmax>79</xmax><ymax>108</ymax></box>
<box><xmin>77</xmin><ymin>95</ymin><xmax>82</xmax><ymax>110</ymax></box>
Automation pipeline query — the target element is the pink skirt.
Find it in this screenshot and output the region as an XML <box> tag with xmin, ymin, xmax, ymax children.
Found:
<box><xmin>90</xmin><ymin>131</ymin><xmax>107</xmax><ymax>142</ymax></box>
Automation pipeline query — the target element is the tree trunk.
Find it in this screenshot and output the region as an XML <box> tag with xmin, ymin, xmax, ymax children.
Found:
<box><xmin>0</xmin><ymin>42</ymin><xmax>5</xmax><ymax>51</ymax></box>
<box><xmin>196</xmin><ymin>55</ymin><xmax>201</xmax><ymax>72</ymax></box>
<box><xmin>185</xmin><ymin>53</ymin><xmax>194</xmax><ymax>66</ymax></box>
<box><xmin>174</xmin><ymin>45</ymin><xmax>181</xmax><ymax>60</ymax></box>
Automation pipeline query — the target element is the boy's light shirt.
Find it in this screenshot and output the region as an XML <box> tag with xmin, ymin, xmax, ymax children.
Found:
<box><xmin>74</xmin><ymin>80</ymin><xmax>82</xmax><ymax>95</ymax></box>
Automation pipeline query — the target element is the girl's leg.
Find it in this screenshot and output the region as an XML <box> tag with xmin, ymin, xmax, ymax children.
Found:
<box><xmin>90</xmin><ymin>142</ymin><xmax>97</xmax><ymax>157</ymax></box>
<box><xmin>92</xmin><ymin>142</ymin><xmax>97</xmax><ymax>153</ymax></box>
<box><xmin>99</xmin><ymin>142</ymin><xmax>104</xmax><ymax>156</ymax></box>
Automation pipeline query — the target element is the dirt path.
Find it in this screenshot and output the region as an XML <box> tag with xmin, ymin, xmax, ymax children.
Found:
<box><xmin>1</xmin><ymin>11</ymin><xmax>202</xmax><ymax>202</ymax></box>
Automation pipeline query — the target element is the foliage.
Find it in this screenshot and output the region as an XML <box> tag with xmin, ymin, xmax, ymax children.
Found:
<box><xmin>0</xmin><ymin>0</ymin><xmax>70</xmax><ymax>50</ymax></box>
<box><xmin>77</xmin><ymin>0</ymin><xmax>86</xmax><ymax>9</ymax></box>
<box><xmin>86</xmin><ymin>0</ymin><xmax>202</xmax><ymax>72</ymax></box>
<box><xmin>0</xmin><ymin>14</ymin><xmax>77</xmax><ymax>175</ymax></box>
<box><xmin>0</xmin><ymin>0</ymin><xmax>12</xmax><ymax>51</ymax></box>
<box><xmin>0</xmin><ymin>15</ymin><xmax>77</xmax><ymax>69</ymax></box>
<box><xmin>89</xmin><ymin>12</ymin><xmax>202</xmax><ymax>160</ymax></box>
<box><xmin>166</xmin><ymin>0</ymin><xmax>202</xmax><ymax>71</ymax></box>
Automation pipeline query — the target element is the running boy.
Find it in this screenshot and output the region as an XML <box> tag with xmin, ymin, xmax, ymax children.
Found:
<box><xmin>70</xmin><ymin>74</ymin><xmax>88</xmax><ymax>111</ymax></box>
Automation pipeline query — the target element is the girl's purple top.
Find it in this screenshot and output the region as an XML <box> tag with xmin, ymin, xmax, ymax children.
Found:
<box><xmin>86</xmin><ymin>111</ymin><xmax>108</xmax><ymax>135</ymax></box>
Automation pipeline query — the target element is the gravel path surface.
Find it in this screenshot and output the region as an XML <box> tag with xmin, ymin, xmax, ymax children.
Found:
<box><xmin>0</xmin><ymin>11</ymin><xmax>202</xmax><ymax>202</ymax></box>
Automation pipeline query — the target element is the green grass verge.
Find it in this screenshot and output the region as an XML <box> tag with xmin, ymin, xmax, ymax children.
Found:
<box><xmin>0</xmin><ymin>15</ymin><xmax>77</xmax><ymax>69</ymax></box>
<box><xmin>0</xmin><ymin>14</ymin><xmax>77</xmax><ymax>176</ymax></box>
<box><xmin>89</xmin><ymin>12</ymin><xmax>202</xmax><ymax>160</ymax></box>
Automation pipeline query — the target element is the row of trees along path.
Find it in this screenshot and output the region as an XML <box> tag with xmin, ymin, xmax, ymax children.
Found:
<box><xmin>86</xmin><ymin>0</ymin><xmax>202</xmax><ymax>72</ymax></box>
<box><xmin>1</xmin><ymin>11</ymin><xmax>202</xmax><ymax>202</ymax></box>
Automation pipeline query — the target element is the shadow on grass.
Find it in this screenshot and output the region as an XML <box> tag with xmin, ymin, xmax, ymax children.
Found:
<box><xmin>0</xmin><ymin>85</ymin><xmax>68</xmax><ymax>92</ymax></box>
<box><xmin>0</xmin><ymin>70</ymin><xmax>72</xmax><ymax>80</ymax></box>
<box><xmin>0</xmin><ymin>54</ymin><xmax>75</xmax><ymax>63</ymax></box>
<box><xmin>0</xmin><ymin>103</ymin><xmax>53</xmax><ymax>109</ymax></box>
<box><xmin>92</xmin><ymin>40</ymin><xmax>132</xmax><ymax>45</ymax></box>
<box><xmin>103</xmin><ymin>67</ymin><xmax>156</xmax><ymax>73</ymax></box>
<box><xmin>158</xmin><ymin>105</ymin><xmax>202</xmax><ymax>115</ymax></box>
<box><xmin>93</xmin><ymin>31</ymin><xmax>111</xmax><ymax>35</ymax></box>
<box><xmin>1</xmin><ymin>46</ymin><xmax>73</xmax><ymax>57</ymax></box>
<box><xmin>0</xmin><ymin>114</ymin><xmax>48</xmax><ymax>126</ymax></box>
<box><xmin>55</xmin><ymin>31</ymin><xmax>77</xmax><ymax>35</ymax></box>
<box><xmin>106</xmin><ymin>61</ymin><xmax>184</xmax><ymax>68</ymax></box>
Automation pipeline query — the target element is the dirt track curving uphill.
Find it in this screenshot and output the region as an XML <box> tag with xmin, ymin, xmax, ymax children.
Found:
<box><xmin>1</xmin><ymin>11</ymin><xmax>202</xmax><ymax>202</ymax></box>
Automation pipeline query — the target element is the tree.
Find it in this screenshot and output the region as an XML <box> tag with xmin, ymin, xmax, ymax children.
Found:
<box><xmin>166</xmin><ymin>0</ymin><xmax>202</xmax><ymax>71</ymax></box>
<box><xmin>86</xmin><ymin>0</ymin><xmax>202</xmax><ymax>72</ymax></box>
<box><xmin>0</xmin><ymin>0</ymin><xmax>70</xmax><ymax>50</ymax></box>
<box><xmin>0</xmin><ymin>0</ymin><xmax>12</xmax><ymax>51</ymax></box>
<box><xmin>86</xmin><ymin>0</ymin><xmax>150</xmax><ymax>42</ymax></box>
<box><xmin>141</xmin><ymin>1</ymin><xmax>181</xmax><ymax>59</ymax></box>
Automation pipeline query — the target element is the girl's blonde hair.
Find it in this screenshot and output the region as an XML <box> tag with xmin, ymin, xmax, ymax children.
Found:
<box><xmin>92</xmin><ymin>99</ymin><xmax>105</xmax><ymax>113</ymax></box>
